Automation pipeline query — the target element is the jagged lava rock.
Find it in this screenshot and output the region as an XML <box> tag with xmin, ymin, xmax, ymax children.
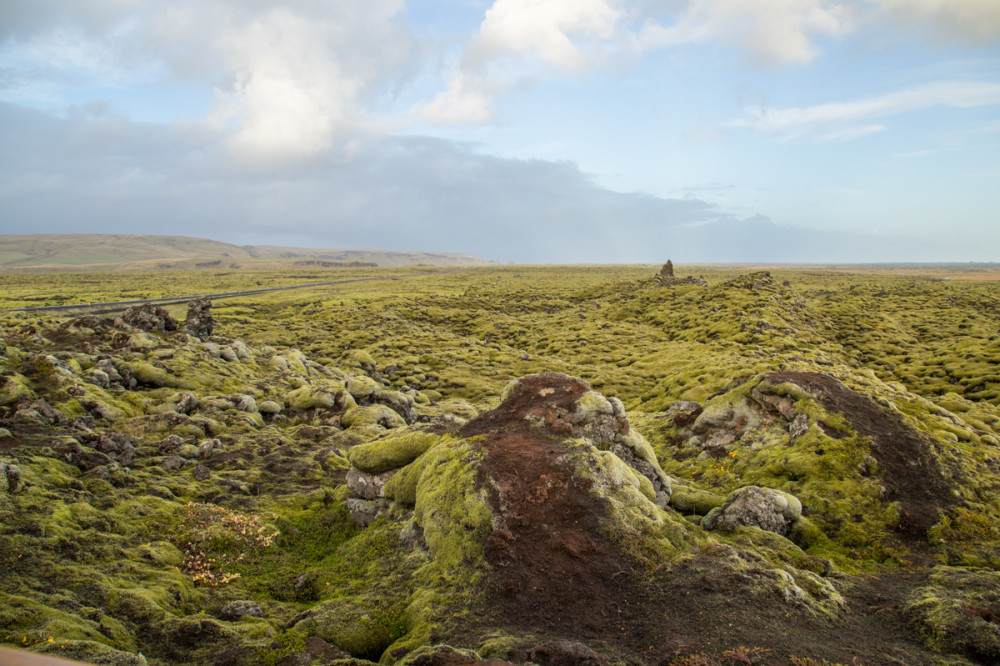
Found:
<box><xmin>184</xmin><ymin>297</ymin><xmax>214</xmax><ymax>338</ymax></box>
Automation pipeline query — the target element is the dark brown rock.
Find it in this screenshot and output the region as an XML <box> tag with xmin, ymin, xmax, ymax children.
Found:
<box><xmin>122</xmin><ymin>304</ymin><xmax>179</xmax><ymax>333</ymax></box>
<box><xmin>184</xmin><ymin>297</ymin><xmax>214</xmax><ymax>338</ymax></box>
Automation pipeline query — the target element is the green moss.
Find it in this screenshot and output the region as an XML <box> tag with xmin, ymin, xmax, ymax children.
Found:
<box><xmin>285</xmin><ymin>385</ymin><xmax>337</xmax><ymax>411</ymax></box>
<box><xmin>0</xmin><ymin>592</ymin><xmax>122</xmax><ymax>648</ymax></box>
<box><xmin>905</xmin><ymin>567</ymin><xmax>1000</xmax><ymax>662</ymax></box>
<box><xmin>668</xmin><ymin>484</ymin><xmax>725</xmax><ymax>515</ymax></box>
<box><xmin>343</xmin><ymin>350</ymin><xmax>377</xmax><ymax>370</ymax></box>
<box><xmin>928</xmin><ymin>506</ymin><xmax>1000</xmax><ymax>568</ymax></box>
<box><xmin>30</xmin><ymin>640</ymin><xmax>148</xmax><ymax>665</ymax></box>
<box><xmin>412</xmin><ymin>439</ymin><xmax>491</xmax><ymax>571</ymax></box>
<box><xmin>347</xmin><ymin>376</ymin><xmax>381</xmax><ymax>401</ymax></box>
<box><xmin>258</xmin><ymin>628</ymin><xmax>307</xmax><ymax>666</ymax></box>
<box><xmin>0</xmin><ymin>374</ymin><xmax>33</xmax><ymax>406</ymax></box>
<box><xmin>788</xmin><ymin>516</ymin><xmax>829</xmax><ymax>550</ymax></box>
<box><xmin>295</xmin><ymin>597</ymin><xmax>403</xmax><ymax>661</ymax></box>
<box><xmin>342</xmin><ymin>405</ymin><xmax>406</xmax><ymax>431</ymax></box>
<box><xmin>347</xmin><ymin>432</ymin><xmax>442</xmax><ymax>474</ymax></box>
<box><xmin>122</xmin><ymin>361</ymin><xmax>171</xmax><ymax>388</ymax></box>
<box><xmin>383</xmin><ymin>446</ymin><xmax>444</xmax><ymax>506</ymax></box>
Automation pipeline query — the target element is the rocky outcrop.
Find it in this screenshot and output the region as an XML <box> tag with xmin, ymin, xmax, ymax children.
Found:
<box><xmin>484</xmin><ymin>373</ymin><xmax>673</xmax><ymax>505</ymax></box>
<box><xmin>122</xmin><ymin>304</ymin><xmax>179</xmax><ymax>333</ymax></box>
<box><xmin>185</xmin><ymin>297</ymin><xmax>214</xmax><ymax>338</ymax></box>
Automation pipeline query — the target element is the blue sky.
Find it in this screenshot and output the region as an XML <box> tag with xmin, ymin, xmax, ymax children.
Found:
<box><xmin>1</xmin><ymin>0</ymin><xmax>998</xmax><ymax>263</ymax></box>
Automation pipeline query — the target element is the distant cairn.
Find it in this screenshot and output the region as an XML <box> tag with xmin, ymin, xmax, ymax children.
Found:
<box><xmin>657</xmin><ymin>260</ymin><xmax>706</xmax><ymax>287</ymax></box>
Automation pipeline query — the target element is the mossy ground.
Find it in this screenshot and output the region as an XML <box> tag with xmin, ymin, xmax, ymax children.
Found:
<box><xmin>1</xmin><ymin>264</ymin><xmax>999</xmax><ymax>665</ymax></box>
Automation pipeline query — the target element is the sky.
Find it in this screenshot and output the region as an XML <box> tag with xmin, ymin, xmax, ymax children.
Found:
<box><xmin>1</xmin><ymin>1</ymin><xmax>999</xmax><ymax>264</ymax></box>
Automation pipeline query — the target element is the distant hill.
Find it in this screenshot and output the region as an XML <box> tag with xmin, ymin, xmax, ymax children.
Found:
<box><xmin>0</xmin><ymin>234</ymin><xmax>498</xmax><ymax>270</ymax></box>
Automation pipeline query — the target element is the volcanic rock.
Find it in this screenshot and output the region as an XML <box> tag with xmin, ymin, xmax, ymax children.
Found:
<box><xmin>702</xmin><ymin>485</ymin><xmax>802</xmax><ymax>536</ymax></box>
<box><xmin>122</xmin><ymin>304</ymin><xmax>179</xmax><ymax>333</ymax></box>
<box><xmin>185</xmin><ymin>297</ymin><xmax>214</xmax><ymax>338</ymax></box>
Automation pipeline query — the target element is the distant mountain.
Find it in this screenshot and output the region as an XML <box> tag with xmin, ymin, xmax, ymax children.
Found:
<box><xmin>0</xmin><ymin>234</ymin><xmax>499</xmax><ymax>270</ymax></box>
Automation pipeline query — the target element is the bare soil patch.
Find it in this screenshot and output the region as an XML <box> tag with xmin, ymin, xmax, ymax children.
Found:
<box><xmin>453</xmin><ymin>374</ymin><xmax>954</xmax><ymax>664</ymax></box>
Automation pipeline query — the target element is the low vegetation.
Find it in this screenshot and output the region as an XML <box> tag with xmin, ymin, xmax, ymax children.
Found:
<box><xmin>1</xmin><ymin>263</ymin><xmax>998</xmax><ymax>665</ymax></box>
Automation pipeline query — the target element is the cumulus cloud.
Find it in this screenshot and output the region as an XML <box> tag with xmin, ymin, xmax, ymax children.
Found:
<box><xmin>422</xmin><ymin>0</ymin><xmax>1000</xmax><ymax>125</ymax></box>
<box><xmin>422</xmin><ymin>0</ymin><xmax>626</xmax><ymax>125</ymax></box>
<box><xmin>638</xmin><ymin>0</ymin><xmax>853</xmax><ymax>65</ymax></box>
<box><xmin>872</xmin><ymin>0</ymin><xmax>1000</xmax><ymax>43</ymax></box>
<box><xmin>471</xmin><ymin>0</ymin><xmax>622</xmax><ymax>71</ymax></box>
<box><xmin>731</xmin><ymin>80</ymin><xmax>1000</xmax><ymax>141</ymax></box>
<box><xmin>1</xmin><ymin>1</ymin><xmax>421</xmax><ymax>160</ymax></box>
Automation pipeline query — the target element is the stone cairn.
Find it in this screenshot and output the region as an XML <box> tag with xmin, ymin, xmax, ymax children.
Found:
<box><xmin>657</xmin><ymin>260</ymin><xmax>706</xmax><ymax>287</ymax></box>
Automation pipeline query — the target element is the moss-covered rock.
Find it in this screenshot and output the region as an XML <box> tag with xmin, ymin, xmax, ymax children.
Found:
<box><xmin>703</xmin><ymin>486</ymin><xmax>803</xmax><ymax>537</ymax></box>
<box><xmin>121</xmin><ymin>361</ymin><xmax>171</xmax><ymax>388</ymax></box>
<box><xmin>411</xmin><ymin>439</ymin><xmax>492</xmax><ymax>572</ymax></box>
<box><xmin>0</xmin><ymin>374</ymin><xmax>34</xmax><ymax>406</ymax></box>
<box><xmin>668</xmin><ymin>483</ymin><xmax>725</xmax><ymax>515</ymax></box>
<box><xmin>347</xmin><ymin>432</ymin><xmax>442</xmax><ymax>475</ymax></box>
<box><xmin>292</xmin><ymin>597</ymin><xmax>402</xmax><ymax>662</ymax></box>
<box><xmin>342</xmin><ymin>405</ymin><xmax>407</xmax><ymax>431</ymax></box>
<box><xmin>286</xmin><ymin>385</ymin><xmax>337</xmax><ymax>411</ymax></box>
<box><xmin>347</xmin><ymin>376</ymin><xmax>381</xmax><ymax>403</ymax></box>
<box><xmin>905</xmin><ymin>567</ymin><xmax>1000</xmax><ymax>663</ymax></box>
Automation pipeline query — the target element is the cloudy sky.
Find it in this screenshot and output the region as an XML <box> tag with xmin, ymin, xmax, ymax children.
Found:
<box><xmin>1</xmin><ymin>1</ymin><xmax>998</xmax><ymax>263</ymax></box>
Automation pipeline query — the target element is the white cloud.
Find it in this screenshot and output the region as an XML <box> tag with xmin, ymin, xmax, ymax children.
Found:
<box><xmin>872</xmin><ymin>0</ymin><xmax>1000</xmax><ymax>43</ymax></box>
<box><xmin>471</xmin><ymin>0</ymin><xmax>622</xmax><ymax>71</ymax></box>
<box><xmin>420</xmin><ymin>70</ymin><xmax>501</xmax><ymax>126</ymax></box>
<box><xmin>638</xmin><ymin>0</ymin><xmax>853</xmax><ymax>65</ymax></box>
<box><xmin>1</xmin><ymin>1</ymin><xmax>421</xmax><ymax>161</ymax></box>
<box><xmin>422</xmin><ymin>0</ymin><xmax>626</xmax><ymax>125</ymax></box>
<box><xmin>208</xmin><ymin>8</ymin><xmax>365</xmax><ymax>160</ymax></box>
<box><xmin>731</xmin><ymin>80</ymin><xmax>1000</xmax><ymax>141</ymax></box>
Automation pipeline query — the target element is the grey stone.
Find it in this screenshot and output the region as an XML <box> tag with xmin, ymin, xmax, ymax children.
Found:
<box><xmin>198</xmin><ymin>438</ymin><xmax>223</xmax><ymax>458</ymax></box>
<box><xmin>702</xmin><ymin>485</ymin><xmax>803</xmax><ymax>536</ymax></box>
<box><xmin>789</xmin><ymin>413</ymin><xmax>809</xmax><ymax>440</ymax></box>
<box><xmin>667</xmin><ymin>401</ymin><xmax>703</xmax><ymax>427</ymax></box>
<box><xmin>530</xmin><ymin>640</ymin><xmax>604</xmax><ymax>666</ymax></box>
<box><xmin>122</xmin><ymin>304</ymin><xmax>179</xmax><ymax>333</ymax></box>
<box><xmin>161</xmin><ymin>455</ymin><xmax>185</xmax><ymax>471</ymax></box>
<box><xmin>219</xmin><ymin>600</ymin><xmax>265</xmax><ymax>621</ymax></box>
<box><xmin>346</xmin><ymin>467</ymin><xmax>395</xmax><ymax>500</ymax></box>
<box><xmin>345</xmin><ymin>497</ymin><xmax>388</xmax><ymax>526</ymax></box>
